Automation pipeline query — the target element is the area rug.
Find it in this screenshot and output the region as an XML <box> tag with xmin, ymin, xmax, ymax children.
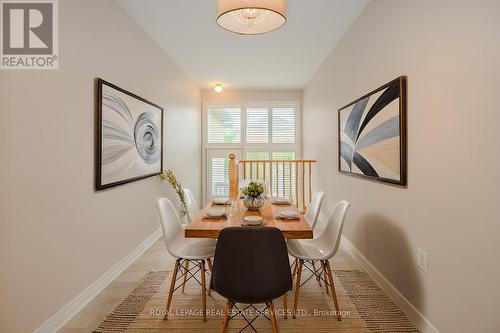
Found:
<box><xmin>93</xmin><ymin>269</ymin><xmax>418</xmax><ymax>332</ymax></box>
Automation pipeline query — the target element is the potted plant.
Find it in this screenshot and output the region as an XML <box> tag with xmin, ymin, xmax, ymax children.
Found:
<box><xmin>241</xmin><ymin>181</ymin><xmax>266</xmax><ymax>211</ymax></box>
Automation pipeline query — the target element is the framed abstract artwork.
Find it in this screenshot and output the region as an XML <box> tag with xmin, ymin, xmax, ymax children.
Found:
<box><xmin>95</xmin><ymin>78</ymin><xmax>163</xmax><ymax>190</ymax></box>
<box><xmin>338</xmin><ymin>76</ymin><xmax>407</xmax><ymax>185</ymax></box>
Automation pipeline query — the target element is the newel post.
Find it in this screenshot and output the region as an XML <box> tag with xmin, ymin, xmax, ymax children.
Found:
<box><xmin>228</xmin><ymin>153</ymin><xmax>238</xmax><ymax>201</ymax></box>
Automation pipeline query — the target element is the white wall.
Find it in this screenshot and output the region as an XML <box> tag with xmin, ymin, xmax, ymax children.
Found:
<box><xmin>201</xmin><ymin>89</ymin><xmax>302</xmax><ymax>103</ymax></box>
<box><xmin>0</xmin><ymin>1</ymin><xmax>201</xmax><ymax>332</ymax></box>
<box><xmin>302</xmin><ymin>1</ymin><xmax>500</xmax><ymax>332</ymax></box>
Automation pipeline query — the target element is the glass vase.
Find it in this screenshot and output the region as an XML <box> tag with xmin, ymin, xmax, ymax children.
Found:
<box><xmin>178</xmin><ymin>201</ymin><xmax>191</xmax><ymax>225</ymax></box>
<box><xmin>243</xmin><ymin>195</ymin><xmax>265</xmax><ymax>211</ymax></box>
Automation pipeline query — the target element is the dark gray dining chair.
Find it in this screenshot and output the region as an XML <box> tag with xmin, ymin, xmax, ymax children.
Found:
<box><xmin>211</xmin><ymin>226</ymin><xmax>292</xmax><ymax>333</ymax></box>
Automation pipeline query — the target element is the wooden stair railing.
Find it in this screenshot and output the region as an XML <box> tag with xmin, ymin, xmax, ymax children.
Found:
<box><xmin>228</xmin><ymin>153</ymin><xmax>317</xmax><ymax>212</ymax></box>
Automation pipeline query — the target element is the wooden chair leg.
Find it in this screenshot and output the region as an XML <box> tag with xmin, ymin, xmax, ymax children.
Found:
<box><xmin>292</xmin><ymin>259</ymin><xmax>303</xmax><ymax>319</ymax></box>
<box><xmin>220</xmin><ymin>300</ymin><xmax>234</xmax><ymax>333</ymax></box>
<box><xmin>207</xmin><ymin>258</ymin><xmax>213</xmax><ymax>272</ymax></box>
<box><xmin>206</xmin><ymin>259</ymin><xmax>213</xmax><ymax>296</ymax></box>
<box><xmin>324</xmin><ymin>267</ymin><xmax>329</xmax><ymax>295</ymax></box>
<box><xmin>290</xmin><ymin>258</ymin><xmax>298</xmax><ymax>291</ymax></box>
<box><xmin>283</xmin><ymin>292</ymin><xmax>288</xmax><ymax>319</ymax></box>
<box><xmin>181</xmin><ymin>260</ymin><xmax>190</xmax><ymax>293</ymax></box>
<box><xmin>268</xmin><ymin>301</ymin><xmax>279</xmax><ymax>333</ymax></box>
<box><xmin>164</xmin><ymin>258</ymin><xmax>180</xmax><ymax>320</ymax></box>
<box><xmin>324</xmin><ymin>260</ymin><xmax>341</xmax><ymax>321</ymax></box>
<box><xmin>200</xmin><ymin>260</ymin><xmax>207</xmax><ymax>321</ymax></box>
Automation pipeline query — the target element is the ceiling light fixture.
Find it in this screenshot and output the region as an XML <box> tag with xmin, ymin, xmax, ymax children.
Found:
<box><xmin>214</xmin><ymin>84</ymin><xmax>223</xmax><ymax>93</ymax></box>
<box><xmin>216</xmin><ymin>0</ymin><xmax>287</xmax><ymax>35</ymax></box>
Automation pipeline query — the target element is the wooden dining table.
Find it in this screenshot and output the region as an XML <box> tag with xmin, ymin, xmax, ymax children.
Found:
<box><xmin>185</xmin><ymin>199</ymin><xmax>313</xmax><ymax>239</ymax></box>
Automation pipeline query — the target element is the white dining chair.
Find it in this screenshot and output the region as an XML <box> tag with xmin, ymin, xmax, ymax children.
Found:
<box><xmin>291</xmin><ymin>191</ymin><xmax>325</xmax><ymax>288</ymax></box>
<box><xmin>287</xmin><ymin>200</ymin><xmax>350</xmax><ymax>320</ymax></box>
<box><xmin>157</xmin><ymin>198</ymin><xmax>216</xmax><ymax>321</ymax></box>
<box><xmin>181</xmin><ymin>189</ymin><xmax>203</xmax><ymax>292</ymax></box>
<box><xmin>303</xmin><ymin>191</ymin><xmax>325</xmax><ymax>230</ymax></box>
<box><xmin>183</xmin><ymin>188</ymin><xmax>199</xmax><ymax>222</ymax></box>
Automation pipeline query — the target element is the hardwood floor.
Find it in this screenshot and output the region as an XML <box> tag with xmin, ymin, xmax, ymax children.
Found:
<box><xmin>58</xmin><ymin>238</ymin><xmax>362</xmax><ymax>333</ymax></box>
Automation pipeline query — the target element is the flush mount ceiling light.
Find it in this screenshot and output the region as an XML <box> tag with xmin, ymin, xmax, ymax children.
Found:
<box><xmin>216</xmin><ymin>0</ymin><xmax>287</xmax><ymax>35</ymax></box>
<box><xmin>214</xmin><ymin>83</ymin><xmax>223</xmax><ymax>93</ymax></box>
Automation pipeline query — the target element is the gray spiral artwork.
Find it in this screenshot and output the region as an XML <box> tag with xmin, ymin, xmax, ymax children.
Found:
<box><xmin>134</xmin><ymin>112</ymin><xmax>161</xmax><ymax>165</ymax></box>
<box><xmin>97</xmin><ymin>79</ymin><xmax>163</xmax><ymax>190</ymax></box>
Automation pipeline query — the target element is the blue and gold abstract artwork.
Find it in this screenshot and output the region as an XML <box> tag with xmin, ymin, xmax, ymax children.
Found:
<box><xmin>338</xmin><ymin>77</ymin><xmax>406</xmax><ymax>185</ymax></box>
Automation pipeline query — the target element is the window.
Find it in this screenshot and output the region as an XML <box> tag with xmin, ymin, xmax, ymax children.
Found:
<box><xmin>272</xmin><ymin>107</ymin><xmax>295</xmax><ymax>144</ymax></box>
<box><xmin>203</xmin><ymin>102</ymin><xmax>300</xmax><ymax>201</ymax></box>
<box><xmin>246</xmin><ymin>151</ymin><xmax>269</xmax><ymax>180</ymax></box>
<box><xmin>246</xmin><ymin>108</ymin><xmax>269</xmax><ymax>143</ymax></box>
<box><xmin>271</xmin><ymin>152</ymin><xmax>296</xmax><ymax>198</ymax></box>
<box><xmin>206</xmin><ymin>149</ymin><xmax>242</xmax><ymax>198</ymax></box>
<box><xmin>207</xmin><ymin>107</ymin><xmax>241</xmax><ymax>143</ymax></box>
<box><xmin>210</xmin><ymin>157</ymin><xmax>229</xmax><ymax>197</ymax></box>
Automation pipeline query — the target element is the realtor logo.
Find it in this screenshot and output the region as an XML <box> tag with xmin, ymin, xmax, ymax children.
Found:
<box><xmin>1</xmin><ymin>0</ymin><xmax>58</xmax><ymax>69</ymax></box>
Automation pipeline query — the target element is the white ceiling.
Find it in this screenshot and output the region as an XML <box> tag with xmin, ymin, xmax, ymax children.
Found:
<box><xmin>119</xmin><ymin>0</ymin><xmax>369</xmax><ymax>89</ymax></box>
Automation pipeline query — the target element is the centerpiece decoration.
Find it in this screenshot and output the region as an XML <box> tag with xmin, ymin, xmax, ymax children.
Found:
<box><xmin>159</xmin><ymin>169</ymin><xmax>190</xmax><ymax>224</ymax></box>
<box><xmin>241</xmin><ymin>181</ymin><xmax>266</xmax><ymax>211</ymax></box>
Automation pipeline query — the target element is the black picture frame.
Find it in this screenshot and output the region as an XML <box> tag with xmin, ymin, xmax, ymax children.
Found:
<box><xmin>338</xmin><ymin>76</ymin><xmax>407</xmax><ymax>186</ymax></box>
<box><xmin>95</xmin><ymin>78</ymin><xmax>164</xmax><ymax>191</ymax></box>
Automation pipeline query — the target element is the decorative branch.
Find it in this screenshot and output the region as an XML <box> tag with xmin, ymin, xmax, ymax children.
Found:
<box><xmin>159</xmin><ymin>169</ymin><xmax>186</xmax><ymax>206</ymax></box>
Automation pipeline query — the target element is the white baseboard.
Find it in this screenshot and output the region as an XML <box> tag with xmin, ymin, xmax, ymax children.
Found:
<box><xmin>340</xmin><ymin>236</ymin><xmax>440</xmax><ymax>333</ymax></box>
<box><xmin>33</xmin><ymin>228</ymin><xmax>162</xmax><ymax>333</ymax></box>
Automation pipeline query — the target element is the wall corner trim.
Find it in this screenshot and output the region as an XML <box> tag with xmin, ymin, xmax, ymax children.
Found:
<box><xmin>32</xmin><ymin>228</ymin><xmax>162</xmax><ymax>333</ymax></box>
<box><xmin>340</xmin><ymin>236</ymin><xmax>441</xmax><ymax>333</ymax></box>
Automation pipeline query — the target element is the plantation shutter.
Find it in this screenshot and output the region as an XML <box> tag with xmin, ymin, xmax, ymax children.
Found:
<box><xmin>204</xmin><ymin>103</ymin><xmax>299</xmax><ymax>202</ymax></box>
<box><xmin>206</xmin><ymin>150</ymin><xmax>243</xmax><ymax>198</ymax></box>
<box><xmin>210</xmin><ymin>157</ymin><xmax>229</xmax><ymax>197</ymax></box>
<box><xmin>207</xmin><ymin>107</ymin><xmax>242</xmax><ymax>143</ymax></box>
<box><xmin>272</xmin><ymin>107</ymin><xmax>295</xmax><ymax>144</ymax></box>
<box><xmin>246</xmin><ymin>107</ymin><xmax>269</xmax><ymax>143</ymax></box>
<box><xmin>271</xmin><ymin>152</ymin><xmax>296</xmax><ymax>197</ymax></box>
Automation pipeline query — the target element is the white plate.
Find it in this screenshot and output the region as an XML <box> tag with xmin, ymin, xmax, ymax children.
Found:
<box><xmin>212</xmin><ymin>197</ymin><xmax>229</xmax><ymax>205</ymax></box>
<box><xmin>207</xmin><ymin>208</ymin><xmax>226</xmax><ymax>217</ymax></box>
<box><xmin>243</xmin><ymin>216</ymin><xmax>263</xmax><ymax>223</ymax></box>
<box><xmin>241</xmin><ymin>216</ymin><xmax>264</xmax><ymax>226</ymax></box>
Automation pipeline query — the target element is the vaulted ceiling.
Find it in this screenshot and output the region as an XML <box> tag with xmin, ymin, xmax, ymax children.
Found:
<box><xmin>119</xmin><ymin>0</ymin><xmax>369</xmax><ymax>89</ymax></box>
